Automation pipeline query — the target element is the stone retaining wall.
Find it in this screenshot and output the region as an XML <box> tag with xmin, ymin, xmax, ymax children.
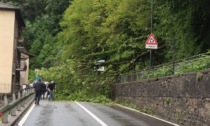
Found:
<box><xmin>112</xmin><ymin>70</ymin><xmax>210</xmax><ymax>126</ymax></box>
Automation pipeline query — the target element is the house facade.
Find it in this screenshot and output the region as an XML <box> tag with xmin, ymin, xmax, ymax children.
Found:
<box><xmin>0</xmin><ymin>3</ymin><xmax>32</xmax><ymax>93</ymax></box>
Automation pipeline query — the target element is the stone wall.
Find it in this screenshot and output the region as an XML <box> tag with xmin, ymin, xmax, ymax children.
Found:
<box><xmin>112</xmin><ymin>70</ymin><xmax>210</xmax><ymax>126</ymax></box>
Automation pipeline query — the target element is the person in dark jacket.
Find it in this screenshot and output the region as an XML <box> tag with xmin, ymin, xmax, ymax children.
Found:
<box><xmin>34</xmin><ymin>78</ymin><xmax>44</xmax><ymax>105</ymax></box>
<box><xmin>41</xmin><ymin>83</ymin><xmax>47</xmax><ymax>99</ymax></box>
<box><xmin>47</xmin><ymin>81</ymin><xmax>55</xmax><ymax>101</ymax></box>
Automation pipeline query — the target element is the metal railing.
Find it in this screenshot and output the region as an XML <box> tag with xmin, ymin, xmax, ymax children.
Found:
<box><xmin>0</xmin><ymin>87</ymin><xmax>34</xmax><ymax>125</ymax></box>
<box><xmin>118</xmin><ymin>53</ymin><xmax>210</xmax><ymax>83</ymax></box>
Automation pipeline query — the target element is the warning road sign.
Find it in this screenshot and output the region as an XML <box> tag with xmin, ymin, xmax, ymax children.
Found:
<box><xmin>145</xmin><ymin>33</ymin><xmax>158</xmax><ymax>49</ymax></box>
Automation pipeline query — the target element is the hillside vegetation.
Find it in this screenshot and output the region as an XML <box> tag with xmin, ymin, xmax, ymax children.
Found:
<box><xmin>5</xmin><ymin>0</ymin><xmax>210</xmax><ymax>100</ymax></box>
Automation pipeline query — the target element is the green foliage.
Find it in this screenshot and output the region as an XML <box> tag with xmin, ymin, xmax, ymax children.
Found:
<box><xmin>7</xmin><ymin>0</ymin><xmax>210</xmax><ymax>102</ymax></box>
<box><xmin>24</xmin><ymin>15</ymin><xmax>61</xmax><ymax>69</ymax></box>
<box><xmin>149</xmin><ymin>65</ymin><xmax>174</xmax><ymax>78</ymax></box>
<box><xmin>35</xmin><ymin>58</ymin><xmax>113</xmax><ymax>102</ymax></box>
<box><xmin>196</xmin><ymin>72</ymin><xmax>203</xmax><ymax>82</ymax></box>
<box><xmin>56</xmin><ymin>92</ymin><xmax>111</xmax><ymax>103</ymax></box>
<box><xmin>28</xmin><ymin>69</ymin><xmax>36</xmax><ymax>82</ymax></box>
<box><xmin>141</xmin><ymin>106</ymin><xmax>152</xmax><ymax>114</ymax></box>
<box><xmin>38</xmin><ymin>63</ymin><xmax>112</xmax><ymax>102</ymax></box>
<box><xmin>133</xmin><ymin>55</ymin><xmax>210</xmax><ymax>81</ymax></box>
<box><xmin>175</xmin><ymin>55</ymin><xmax>210</xmax><ymax>75</ymax></box>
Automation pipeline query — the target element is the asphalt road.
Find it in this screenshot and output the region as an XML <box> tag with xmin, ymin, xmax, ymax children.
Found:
<box><xmin>18</xmin><ymin>100</ymin><xmax>179</xmax><ymax>126</ymax></box>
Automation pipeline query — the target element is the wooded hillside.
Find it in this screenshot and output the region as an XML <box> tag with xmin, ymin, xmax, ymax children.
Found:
<box><xmin>4</xmin><ymin>0</ymin><xmax>210</xmax><ymax>99</ymax></box>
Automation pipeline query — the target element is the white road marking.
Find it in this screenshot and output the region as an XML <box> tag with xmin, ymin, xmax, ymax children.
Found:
<box><xmin>18</xmin><ymin>103</ymin><xmax>35</xmax><ymax>126</ymax></box>
<box><xmin>116</xmin><ymin>104</ymin><xmax>180</xmax><ymax>126</ymax></box>
<box><xmin>75</xmin><ymin>102</ymin><xmax>108</xmax><ymax>126</ymax></box>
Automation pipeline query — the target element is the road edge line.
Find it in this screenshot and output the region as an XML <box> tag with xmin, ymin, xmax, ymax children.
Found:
<box><xmin>116</xmin><ymin>104</ymin><xmax>180</xmax><ymax>126</ymax></box>
<box><xmin>18</xmin><ymin>103</ymin><xmax>35</xmax><ymax>126</ymax></box>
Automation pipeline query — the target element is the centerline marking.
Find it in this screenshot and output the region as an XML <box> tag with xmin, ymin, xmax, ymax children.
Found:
<box><xmin>75</xmin><ymin>102</ymin><xmax>108</xmax><ymax>126</ymax></box>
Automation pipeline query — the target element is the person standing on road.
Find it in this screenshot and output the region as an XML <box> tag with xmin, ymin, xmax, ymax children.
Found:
<box><xmin>34</xmin><ymin>78</ymin><xmax>44</xmax><ymax>105</ymax></box>
<box><xmin>41</xmin><ymin>82</ymin><xmax>47</xmax><ymax>99</ymax></box>
<box><xmin>47</xmin><ymin>81</ymin><xmax>55</xmax><ymax>101</ymax></box>
<box><xmin>44</xmin><ymin>81</ymin><xmax>49</xmax><ymax>98</ymax></box>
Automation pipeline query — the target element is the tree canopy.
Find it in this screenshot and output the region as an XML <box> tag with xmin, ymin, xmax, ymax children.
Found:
<box><xmin>4</xmin><ymin>0</ymin><xmax>210</xmax><ymax>100</ymax></box>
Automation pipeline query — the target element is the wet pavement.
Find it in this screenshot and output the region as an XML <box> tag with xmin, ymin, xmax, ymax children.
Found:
<box><xmin>18</xmin><ymin>100</ymin><xmax>179</xmax><ymax>126</ymax></box>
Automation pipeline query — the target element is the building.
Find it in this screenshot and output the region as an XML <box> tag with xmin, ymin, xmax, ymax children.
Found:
<box><xmin>0</xmin><ymin>3</ymin><xmax>33</xmax><ymax>93</ymax></box>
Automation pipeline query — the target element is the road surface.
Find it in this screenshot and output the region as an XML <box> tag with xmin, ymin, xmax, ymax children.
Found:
<box><xmin>18</xmin><ymin>100</ymin><xmax>179</xmax><ymax>126</ymax></box>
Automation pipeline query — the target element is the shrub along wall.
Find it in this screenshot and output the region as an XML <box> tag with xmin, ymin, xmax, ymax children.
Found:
<box><xmin>112</xmin><ymin>69</ymin><xmax>210</xmax><ymax>126</ymax></box>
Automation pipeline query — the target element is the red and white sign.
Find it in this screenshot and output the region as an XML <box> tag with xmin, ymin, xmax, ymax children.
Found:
<box><xmin>145</xmin><ymin>33</ymin><xmax>158</xmax><ymax>49</ymax></box>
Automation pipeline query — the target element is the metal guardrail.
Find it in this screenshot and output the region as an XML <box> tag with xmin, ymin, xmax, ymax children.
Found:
<box><xmin>0</xmin><ymin>88</ymin><xmax>34</xmax><ymax>125</ymax></box>
<box><xmin>118</xmin><ymin>53</ymin><xmax>210</xmax><ymax>83</ymax></box>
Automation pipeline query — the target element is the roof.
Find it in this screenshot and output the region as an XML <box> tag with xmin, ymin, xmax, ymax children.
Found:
<box><xmin>0</xmin><ymin>2</ymin><xmax>18</xmax><ymax>9</ymax></box>
<box><xmin>0</xmin><ymin>2</ymin><xmax>25</xmax><ymax>27</ymax></box>
<box><xmin>17</xmin><ymin>46</ymin><xmax>35</xmax><ymax>57</ymax></box>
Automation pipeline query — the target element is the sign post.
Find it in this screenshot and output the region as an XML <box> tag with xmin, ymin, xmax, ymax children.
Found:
<box><xmin>146</xmin><ymin>0</ymin><xmax>157</xmax><ymax>69</ymax></box>
<box><xmin>145</xmin><ymin>33</ymin><xmax>158</xmax><ymax>69</ymax></box>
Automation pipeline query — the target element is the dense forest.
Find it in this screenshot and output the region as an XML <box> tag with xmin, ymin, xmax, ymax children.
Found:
<box><xmin>3</xmin><ymin>0</ymin><xmax>210</xmax><ymax>100</ymax></box>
